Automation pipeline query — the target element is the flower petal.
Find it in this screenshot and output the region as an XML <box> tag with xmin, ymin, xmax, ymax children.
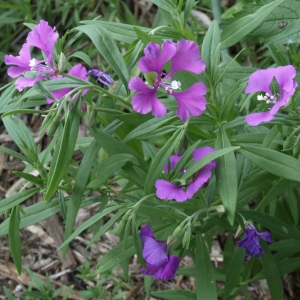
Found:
<box><xmin>15</xmin><ymin>74</ymin><xmax>44</xmax><ymax>92</ymax></box>
<box><xmin>129</xmin><ymin>77</ymin><xmax>167</xmax><ymax>117</ymax></box>
<box><xmin>162</xmin><ymin>154</ymin><xmax>182</xmax><ymax>173</ymax></box>
<box><xmin>257</xmin><ymin>231</ymin><xmax>273</xmax><ymax>243</ymax></box>
<box><xmin>173</xmin><ymin>82</ymin><xmax>207</xmax><ymax>121</ymax></box>
<box><xmin>69</xmin><ymin>64</ymin><xmax>89</xmax><ymax>95</ymax></box>
<box><xmin>140</xmin><ymin>224</ymin><xmax>155</xmax><ymax>241</ymax></box>
<box><xmin>138</xmin><ymin>41</ymin><xmax>177</xmax><ymax>75</ymax></box>
<box><xmin>154</xmin><ymin>255</ymin><xmax>181</xmax><ymax>280</ymax></box>
<box><xmin>169</xmin><ymin>40</ymin><xmax>205</xmax><ymax>75</ymax></box>
<box><xmin>244</xmin><ymin>68</ymin><xmax>275</xmax><ymax>94</ymax></box>
<box><xmin>26</xmin><ymin>20</ymin><xmax>58</xmax><ymax>59</ymax></box>
<box><xmin>186</xmin><ymin>164</ymin><xmax>214</xmax><ymax>199</ymax></box>
<box><xmin>274</xmin><ymin>65</ymin><xmax>297</xmax><ymax>92</ymax></box>
<box><xmin>245</xmin><ymin>111</ymin><xmax>275</xmax><ymax>126</ymax></box>
<box><xmin>192</xmin><ymin>147</ymin><xmax>215</xmax><ymax>162</ymax></box>
<box><xmin>155</xmin><ymin>180</ymin><xmax>187</xmax><ymax>202</ymax></box>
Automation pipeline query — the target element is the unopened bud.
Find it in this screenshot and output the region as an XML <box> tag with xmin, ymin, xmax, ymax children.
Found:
<box><xmin>58</xmin><ymin>52</ymin><xmax>67</xmax><ymax>73</ymax></box>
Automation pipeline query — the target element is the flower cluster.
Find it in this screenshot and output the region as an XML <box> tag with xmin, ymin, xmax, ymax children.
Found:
<box><xmin>129</xmin><ymin>40</ymin><xmax>207</xmax><ymax>121</ymax></box>
<box><xmin>155</xmin><ymin>147</ymin><xmax>216</xmax><ymax>202</ymax></box>
<box><xmin>140</xmin><ymin>224</ymin><xmax>181</xmax><ymax>280</ymax></box>
<box><xmin>245</xmin><ymin>65</ymin><xmax>297</xmax><ymax>126</ymax></box>
<box><xmin>238</xmin><ymin>224</ymin><xmax>272</xmax><ymax>259</ymax></box>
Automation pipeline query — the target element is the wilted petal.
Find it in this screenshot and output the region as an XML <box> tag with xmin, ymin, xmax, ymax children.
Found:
<box><xmin>129</xmin><ymin>77</ymin><xmax>167</xmax><ymax>117</ymax></box>
<box><xmin>155</xmin><ymin>180</ymin><xmax>187</xmax><ymax>202</ymax></box>
<box><xmin>154</xmin><ymin>255</ymin><xmax>181</xmax><ymax>280</ymax></box>
<box><xmin>257</xmin><ymin>231</ymin><xmax>273</xmax><ymax>243</ymax></box>
<box><xmin>173</xmin><ymin>82</ymin><xmax>207</xmax><ymax>121</ymax></box>
<box><xmin>139</xmin><ymin>41</ymin><xmax>177</xmax><ymax>74</ymax></box>
<box><xmin>244</xmin><ymin>68</ymin><xmax>275</xmax><ymax>94</ymax></box>
<box><xmin>169</xmin><ymin>40</ymin><xmax>205</xmax><ymax>75</ymax></box>
<box><xmin>26</xmin><ymin>20</ymin><xmax>58</xmax><ymax>58</ymax></box>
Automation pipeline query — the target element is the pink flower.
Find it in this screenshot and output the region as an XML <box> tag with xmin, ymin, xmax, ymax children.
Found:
<box><xmin>245</xmin><ymin>65</ymin><xmax>297</xmax><ymax>126</ymax></box>
<box><xmin>155</xmin><ymin>147</ymin><xmax>216</xmax><ymax>202</ymax></box>
<box><xmin>129</xmin><ymin>40</ymin><xmax>207</xmax><ymax>120</ymax></box>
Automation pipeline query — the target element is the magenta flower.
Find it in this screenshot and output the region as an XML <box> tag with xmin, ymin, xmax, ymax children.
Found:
<box><xmin>140</xmin><ymin>224</ymin><xmax>181</xmax><ymax>280</ymax></box>
<box><xmin>238</xmin><ymin>224</ymin><xmax>272</xmax><ymax>259</ymax></box>
<box><xmin>155</xmin><ymin>147</ymin><xmax>216</xmax><ymax>202</ymax></box>
<box><xmin>46</xmin><ymin>64</ymin><xmax>88</xmax><ymax>104</ymax></box>
<box><xmin>129</xmin><ymin>40</ymin><xmax>207</xmax><ymax>120</ymax></box>
<box><xmin>245</xmin><ymin>65</ymin><xmax>297</xmax><ymax>126</ymax></box>
<box><xmin>88</xmin><ymin>68</ymin><xmax>114</xmax><ymax>87</ymax></box>
<box><xmin>5</xmin><ymin>20</ymin><xmax>58</xmax><ymax>91</ymax></box>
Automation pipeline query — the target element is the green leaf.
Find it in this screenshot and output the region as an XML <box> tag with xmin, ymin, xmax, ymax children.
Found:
<box><xmin>133</xmin><ymin>27</ymin><xmax>161</xmax><ymax>45</ymax></box>
<box><xmin>67</xmin><ymin>51</ymin><xmax>92</xmax><ymax>67</ymax></box>
<box><xmin>13</xmin><ymin>172</ymin><xmax>44</xmax><ymax>185</ymax></box>
<box><xmin>144</xmin><ymin>128</ymin><xmax>182</xmax><ymax>194</ymax></box>
<box><xmin>0</xmin><ymin>145</ymin><xmax>30</xmax><ymax>164</ymax></box>
<box><xmin>0</xmin><ymin>188</ymin><xmax>40</xmax><ymax>214</ymax></box>
<box><xmin>220</xmin><ymin>0</ymin><xmax>284</xmax><ymax>49</ymax></box>
<box><xmin>238</xmin><ymin>145</ymin><xmax>300</xmax><ymax>182</ymax></box>
<box><xmin>260</xmin><ymin>241</ymin><xmax>282</xmax><ymax>300</ymax></box>
<box><xmin>89</xmin><ymin>237</ymin><xmax>135</xmax><ymax>275</ymax></box>
<box><xmin>63</xmin><ymin>140</ymin><xmax>101</xmax><ymax>253</ymax></box>
<box><xmin>75</xmin><ymin>24</ymin><xmax>130</xmax><ymax>91</ymax></box>
<box><xmin>9</xmin><ymin>206</ymin><xmax>22</xmax><ymax>274</ymax></box>
<box><xmin>268</xmin><ymin>43</ymin><xmax>290</xmax><ymax>66</ymax></box>
<box><xmin>151</xmin><ymin>290</ymin><xmax>197</xmax><ymax>300</ymax></box>
<box><xmin>88</xmin><ymin>154</ymin><xmax>138</xmax><ymax>189</ymax></box>
<box><xmin>224</xmin><ymin>248</ymin><xmax>246</xmax><ymax>299</ymax></box>
<box><xmin>124</xmin><ymin>112</ymin><xmax>176</xmax><ymax>142</ymax></box>
<box><xmin>33</xmin><ymin>80</ymin><xmax>56</xmax><ymax>101</ymax></box>
<box><xmin>216</xmin><ymin>129</ymin><xmax>238</xmax><ymax>225</ymax></box>
<box><xmin>195</xmin><ymin>233</ymin><xmax>217</xmax><ymax>299</ymax></box>
<box><xmin>239</xmin><ymin>210</ymin><xmax>300</xmax><ymax>241</ymax></box>
<box><xmin>201</xmin><ymin>20</ymin><xmax>220</xmax><ymax>79</ymax></box>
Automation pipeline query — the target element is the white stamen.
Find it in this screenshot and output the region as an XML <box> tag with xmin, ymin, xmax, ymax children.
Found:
<box><xmin>29</xmin><ymin>58</ymin><xmax>37</xmax><ymax>69</ymax></box>
<box><xmin>257</xmin><ymin>94</ymin><xmax>264</xmax><ymax>101</ymax></box>
<box><xmin>171</xmin><ymin>80</ymin><xmax>181</xmax><ymax>89</ymax></box>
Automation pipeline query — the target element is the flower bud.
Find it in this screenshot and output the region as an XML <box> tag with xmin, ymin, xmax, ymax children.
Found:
<box><xmin>58</xmin><ymin>52</ymin><xmax>67</xmax><ymax>73</ymax></box>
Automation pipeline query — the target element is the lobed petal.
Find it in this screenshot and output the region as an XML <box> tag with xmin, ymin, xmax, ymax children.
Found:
<box><xmin>244</xmin><ymin>68</ymin><xmax>275</xmax><ymax>95</ymax></box>
<box><xmin>274</xmin><ymin>65</ymin><xmax>297</xmax><ymax>92</ymax></box>
<box><xmin>68</xmin><ymin>64</ymin><xmax>89</xmax><ymax>96</ymax></box>
<box><xmin>26</xmin><ymin>20</ymin><xmax>58</xmax><ymax>58</ymax></box>
<box><xmin>142</xmin><ymin>236</ymin><xmax>168</xmax><ymax>267</ymax></box>
<box><xmin>138</xmin><ymin>41</ymin><xmax>177</xmax><ymax>75</ymax></box>
<box><xmin>169</xmin><ymin>40</ymin><xmax>205</xmax><ymax>75</ymax></box>
<box><xmin>186</xmin><ymin>164</ymin><xmax>215</xmax><ymax>199</ymax></box>
<box><xmin>154</xmin><ymin>255</ymin><xmax>181</xmax><ymax>280</ymax></box>
<box><xmin>173</xmin><ymin>82</ymin><xmax>207</xmax><ymax>121</ymax></box>
<box><xmin>245</xmin><ymin>111</ymin><xmax>275</xmax><ymax>126</ymax></box>
<box><xmin>129</xmin><ymin>77</ymin><xmax>166</xmax><ymax>117</ymax></box>
<box><xmin>15</xmin><ymin>74</ymin><xmax>44</xmax><ymax>92</ymax></box>
<box><xmin>155</xmin><ymin>180</ymin><xmax>187</xmax><ymax>202</ymax></box>
<box><xmin>140</xmin><ymin>224</ymin><xmax>155</xmax><ymax>242</ymax></box>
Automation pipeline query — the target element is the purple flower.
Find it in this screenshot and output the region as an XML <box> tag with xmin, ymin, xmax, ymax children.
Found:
<box><xmin>5</xmin><ymin>20</ymin><xmax>58</xmax><ymax>91</ymax></box>
<box><xmin>245</xmin><ymin>65</ymin><xmax>297</xmax><ymax>126</ymax></box>
<box><xmin>46</xmin><ymin>64</ymin><xmax>88</xmax><ymax>104</ymax></box>
<box><xmin>88</xmin><ymin>68</ymin><xmax>114</xmax><ymax>87</ymax></box>
<box><xmin>155</xmin><ymin>147</ymin><xmax>216</xmax><ymax>202</ymax></box>
<box><xmin>140</xmin><ymin>224</ymin><xmax>181</xmax><ymax>280</ymax></box>
<box><xmin>129</xmin><ymin>40</ymin><xmax>207</xmax><ymax>120</ymax></box>
<box><xmin>238</xmin><ymin>224</ymin><xmax>272</xmax><ymax>259</ymax></box>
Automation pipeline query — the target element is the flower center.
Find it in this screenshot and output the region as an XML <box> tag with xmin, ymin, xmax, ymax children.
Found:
<box><xmin>157</xmin><ymin>79</ymin><xmax>181</xmax><ymax>94</ymax></box>
<box><xmin>29</xmin><ymin>58</ymin><xmax>54</xmax><ymax>76</ymax></box>
<box><xmin>257</xmin><ymin>93</ymin><xmax>277</xmax><ymax>104</ymax></box>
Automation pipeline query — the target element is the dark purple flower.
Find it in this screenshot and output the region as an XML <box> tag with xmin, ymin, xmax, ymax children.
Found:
<box><xmin>238</xmin><ymin>224</ymin><xmax>272</xmax><ymax>259</ymax></box>
<box><xmin>245</xmin><ymin>65</ymin><xmax>297</xmax><ymax>126</ymax></box>
<box><xmin>140</xmin><ymin>224</ymin><xmax>181</xmax><ymax>280</ymax></box>
<box><xmin>88</xmin><ymin>68</ymin><xmax>114</xmax><ymax>87</ymax></box>
<box><xmin>155</xmin><ymin>147</ymin><xmax>216</xmax><ymax>202</ymax></box>
<box><xmin>5</xmin><ymin>20</ymin><xmax>58</xmax><ymax>91</ymax></box>
<box><xmin>46</xmin><ymin>64</ymin><xmax>88</xmax><ymax>104</ymax></box>
<box><xmin>129</xmin><ymin>40</ymin><xmax>207</xmax><ymax>120</ymax></box>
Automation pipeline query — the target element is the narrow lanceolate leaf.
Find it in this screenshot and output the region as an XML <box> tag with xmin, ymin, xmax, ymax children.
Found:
<box><xmin>9</xmin><ymin>206</ymin><xmax>22</xmax><ymax>274</ymax></box>
<box><xmin>224</xmin><ymin>248</ymin><xmax>246</xmax><ymax>299</ymax></box>
<box><xmin>201</xmin><ymin>20</ymin><xmax>220</xmax><ymax>78</ymax></box>
<box><xmin>215</xmin><ymin>128</ymin><xmax>238</xmax><ymax>225</ymax></box>
<box><xmin>44</xmin><ymin>101</ymin><xmax>80</xmax><ymax>201</ymax></box>
<box><xmin>238</xmin><ymin>145</ymin><xmax>300</xmax><ymax>182</ymax></box>
<box><xmin>75</xmin><ymin>24</ymin><xmax>130</xmax><ymax>91</ymax></box>
<box><xmin>195</xmin><ymin>233</ymin><xmax>217</xmax><ymax>300</ymax></box>
<box><xmin>63</xmin><ymin>140</ymin><xmax>101</xmax><ymax>253</ymax></box>
<box><xmin>260</xmin><ymin>241</ymin><xmax>282</xmax><ymax>300</ymax></box>
<box><xmin>0</xmin><ymin>188</ymin><xmax>40</xmax><ymax>214</ymax></box>
<box><xmin>220</xmin><ymin>0</ymin><xmax>284</xmax><ymax>49</ymax></box>
<box><xmin>144</xmin><ymin>128</ymin><xmax>182</xmax><ymax>195</ymax></box>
